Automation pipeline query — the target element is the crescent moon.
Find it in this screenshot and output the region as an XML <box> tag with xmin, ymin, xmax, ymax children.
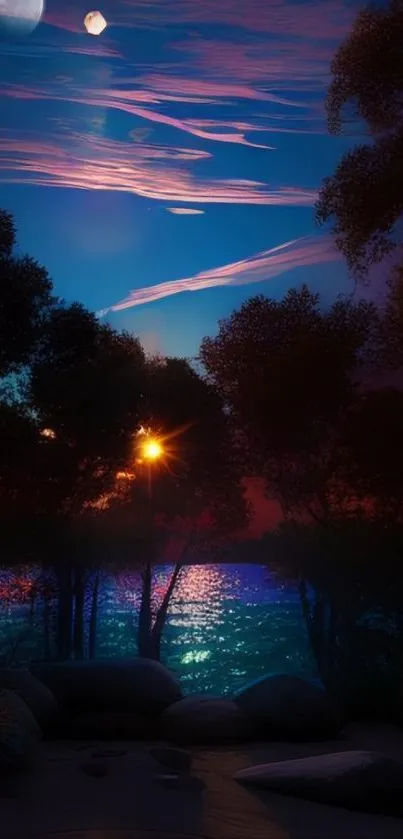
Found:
<box><xmin>0</xmin><ymin>0</ymin><xmax>44</xmax><ymax>36</ymax></box>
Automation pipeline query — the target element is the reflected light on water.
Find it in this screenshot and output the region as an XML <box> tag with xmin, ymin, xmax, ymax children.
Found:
<box><xmin>0</xmin><ymin>562</ymin><xmax>315</xmax><ymax>695</ymax></box>
<box><xmin>170</xmin><ymin>565</ymin><xmax>239</xmax><ymax>630</ymax></box>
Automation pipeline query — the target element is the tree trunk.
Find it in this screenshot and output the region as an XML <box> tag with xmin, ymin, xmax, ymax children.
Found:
<box><xmin>137</xmin><ymin>558</ymin><xmax>154</xmax><ymax>658</ymax></box>
<box><xmin>56</xmin><ymin>564</ymin><xmax>73</xmax><ymax>659</ymax></box>
<box><xmin>43</xmin><ymin>593</ymin><xmax>51</xmax><ymax>659</ymax></box>
<box><xmin>88</xmin><ymin>570</ymin><xmax>99</xmax><ymax>659</ymax></box>
<box><xmin>73</xmin><ymin>565</ymin><xmax>85</xmax><ymax>659</ymax></box>
<box><xmin>151</xmin><ymin>563</ymin><xmax>183</xmax><ymax>662</ymax></box>
<box><xmin>29</xmin><ymin>588</ymin><xmax>36</xmax><ymax>625</ymax></box>
<box><xmin>298</xmin><ymin>578</ymin><xmax>338</xmax><ymax>692</ymax></box>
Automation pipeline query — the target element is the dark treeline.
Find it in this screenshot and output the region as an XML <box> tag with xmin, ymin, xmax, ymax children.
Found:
<box><xmin>2</xmin><ymin>0</ymin><xmax>403</xmax><ymax>721</ymax></box>
<box><xmin>0</xmin><ymin>210</ymin><xmax>248</xmax><ymax>662</ymax></box>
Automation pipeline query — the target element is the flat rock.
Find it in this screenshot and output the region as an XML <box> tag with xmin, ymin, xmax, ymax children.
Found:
<box><xmin>160</xmin><ymin>695</ymin><xmax>252</xmax><ymax>745</ymax></box>
<box><xmin>235</xmin><ymin>750</ymin><xmax>403</xmax><ymax>815</ymax></box>
<box><xmin>235</xmin><ymin>674</ymin><xmax>342</xmax><ymax>741</ymax></box>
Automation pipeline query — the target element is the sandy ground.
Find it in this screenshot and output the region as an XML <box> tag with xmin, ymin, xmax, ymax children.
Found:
<box><xmin>2</xmin><ymin>722</ymin><xmax>403</xmax><ymax>839</ymax></box>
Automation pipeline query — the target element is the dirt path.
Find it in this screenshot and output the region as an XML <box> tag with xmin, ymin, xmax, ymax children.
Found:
<box><xmin>2</xmin><ymin>723</ymin><xmax>403</xmax><ymax>839</ymax></box>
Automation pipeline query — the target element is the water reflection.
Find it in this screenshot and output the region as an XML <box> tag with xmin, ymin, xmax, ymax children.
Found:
<box><xmin>0</xmin><ymin>563</ymin><xmax>316</xmax><ymax>694</ymax></box>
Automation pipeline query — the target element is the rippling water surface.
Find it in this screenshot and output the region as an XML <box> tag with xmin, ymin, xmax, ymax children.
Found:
<box><xmin>0</xmin><ymin>563</ymin><xmax>316</xmax><ymax>694</ymax></box>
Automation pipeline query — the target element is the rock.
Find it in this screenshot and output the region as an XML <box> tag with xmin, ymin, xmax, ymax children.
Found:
<box><xmin>160</xmin><ymin>695</ymin><xmax>252</xmax><ymax>745</ymax></box>
<box><xmin>0</xmin><ymin>668</ymin><xmax>58</xmax><ymax>731</ymax></box>
<box><xmin>56</xmin><ymin>710</ymin><xmax>152</xmax><ymax>741</ymax></box>
<box><xmin>0</xmin><ymin>714</ymin><xmax>38</xmax><ymax>774</ymax></box>
<box><xmin>0</xmin><ymin>689</ymin><xmax>42</xmax><ymax>740</ymax></box>
<box><xmin>150</xmin><ymin>746</ymin><xmax>192</xmax><ymax>772</ymax></box>
<box><xmin>235</xmin><ymin>674</ymin><xmax>342</xmax><ymax>741</ymax></box>
<box><xmin>81</xmin><ymin>760</ymin><xmax>110</xmax><ymax>778</ymax></box>
<box><xmin>235</xmin><ymin>750</ymin><xmax>403</xmax><ymax>816</ymax></box>
<box><xmin>30</xmin><ymin>659</ymin><xmax>182</xmax><ymax>718</ymax></box>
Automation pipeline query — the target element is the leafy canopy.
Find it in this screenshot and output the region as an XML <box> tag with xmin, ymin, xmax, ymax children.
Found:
<box><xmin>200</xmin><ymin>286</ymin><xmax>377</xmax><ymax>520</ymax></box>
<box><xmin>316</xmin><ymin>0</ymin><xmax>403</xmax><ymax>277</ymax></box>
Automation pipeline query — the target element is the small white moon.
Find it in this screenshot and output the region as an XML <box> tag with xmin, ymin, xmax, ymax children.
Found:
<box><xmin>84</xmin><ymin>10</ymin><xmax>107</xmax><ymax>36</ymax></box>
<box><xmin>0</xmin><ymin>0</ymin><xmax>44</xmax><ymax>36</ymax></box>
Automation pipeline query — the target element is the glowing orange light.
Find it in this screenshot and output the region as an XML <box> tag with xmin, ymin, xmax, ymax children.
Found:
<box><xmin>141</xmin><ymin>438</ymin><xmax>163</xmax><ymax>461</ymax></box>
<box><xmin>116</xmin><ymin>471</ymin><xmax>136</xmax><ymax>480</ymax></box>
<box><xmin>40</xmin><ymin>428</ymin><xmax>56</xmax><ymax>439</ymax></box>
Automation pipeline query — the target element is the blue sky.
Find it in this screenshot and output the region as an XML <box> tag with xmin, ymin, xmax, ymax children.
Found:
<box><xmin>0</xmin><ymin>0</ymin><xmax>363</xmax><ymax>357</ymax></box>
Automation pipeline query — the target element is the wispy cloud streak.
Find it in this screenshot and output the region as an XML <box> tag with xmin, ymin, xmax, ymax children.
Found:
<box><xmin>45</xmin><ymin>0</ymin><xmax>355</xmax><ymax>40</ymax></box>
<box><xmin>137</xmin><ymin>74</ymin><xmax>305</xmax><ymax>107</ymax></box>
<box><xmin>0</xmin><ymin>130</ymin><xmax>316</xmax><ymax>205</ymax></box>
<box><xmin>2</xmin><ymin>83</ymin><xmax>276</xmax><ymax>149</ymax></box>
<box><xmin>167</xmin><ymin>207</ymin><xmax>205</xmax><ymax>214</ymax></box>
<box><xmin>98</xmin><ymin>236</ymin><xmax>341</xmax><ymax>314</ymax></box>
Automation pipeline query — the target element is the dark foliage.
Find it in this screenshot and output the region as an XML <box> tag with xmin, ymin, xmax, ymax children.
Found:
<box><xmin>316</xmin><ymin>0</ymin><xmax>403</xmax><ymax>277</ymax></box>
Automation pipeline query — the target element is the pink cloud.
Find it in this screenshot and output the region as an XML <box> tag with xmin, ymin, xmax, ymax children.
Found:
<box><xmin>166</xmin><ymin>208</ymin><xmax>205</xmax><ymax>215</ymax></box>
<box><xmin>41</xmin><ymin>0</ymin><xmax>354</xmax><ymax>104</ymax></box>
<box><xmin>57</xmin><ymin>43</ymin><xmax>122</xmax><ymax>59</ymax></box>
<box><xmin>137</xmin><ymin>74</ymin><xmax>305</xmax><ymax>107</ymax></box>
<box><xmin>0</xmin><ymin>40</ymin><xmax>120</xmax><ymax>60</ymax></box>
<box><xmin>98</xmin><ymin>236</ymin><xmax>341</xmax><ymax>314</ymax></box>
<box><xmin>0</xmin><ymin>129</ymin><xmax>316</xmax><ymax>205</ymax></box>
<box><xmin>82</xmin><ymin>88</ymin><xmax>275</xmax><ymax>148</ymax></box>
<box><xmin>120</xmin><ymin>0</ymin><xmax>354</xmax><ymax>39</ymax></box>
<box><xmin>43</xmin><ymin>0</ymin><xmax>354</xmax><ymax>40</ymax></box>
<box><xmin>2</xmin><ymin>83</ymin><xmax>275</xmax><ymax>149</ymax></box>
<box><xmin>173</xmin><ymin>38</ymin><xmax>334</xmax><ymax>91</ymax></box>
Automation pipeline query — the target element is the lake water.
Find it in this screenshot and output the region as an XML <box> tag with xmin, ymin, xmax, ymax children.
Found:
<box><xmin>0</xmin><ymin>563</ymin><xmax>317</xmax><ymax>694</ymax></box>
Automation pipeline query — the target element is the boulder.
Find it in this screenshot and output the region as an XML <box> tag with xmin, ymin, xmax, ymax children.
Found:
<box><xmin>30</xmin><ymin>659</ymin><xmax>182</xmax><ymax>718</ymax></box>
<box><xmin>0</xmin><ymin>693</ymin><xmax>39</xmax><ymax>774</ymax></box>
<box><xmin>0</xmin><ymin>689</ymin><xmax>42</xmax><ymax>740</ymax></box>
<box><xmin>235</xmin><ymin>750</ymin><xmax>403</xmax><ymax>816</ymax></box>
<box><xmin>55</xmin><ymin>710</ymin><xmax>152</xmax><ymax>740</ymax></box>
<box><xmin>160</xmin><ymin>695</ymin><xmax>253</xmax><ymax>744</ymax></box>
<box><xmin>235</xmin><ymin>674</ymin><xmax>342</xmax><ymax>740</ymax></box>
<box><xmin>0</xmin><ymin>668</ymin><xmax>58</xmax><ymax>730</ymax></box>
<box><xmin>0</xmin><ymin>720</ymin><xmax>38</xmax><ymax>774</ymax></box>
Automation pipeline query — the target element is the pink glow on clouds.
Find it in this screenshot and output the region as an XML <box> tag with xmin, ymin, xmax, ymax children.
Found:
<box><xmin>41</xmin><ymin>0</ymin><xmax>354</xmax><ymax>101</ymax></box>
<box><xmin>0</xmin><ymin>41</ymin><xmax>121</xmax><ymax>60</ymax></box>
<box><xmin>45</xmin><ymin>0</ymin><xmax>354</xmax><ymax>40</ymax></box>
<box><xmin>137</xmin><ymin>74</ymin><xmax>304</xmax><ymax>107</ymax></box>
<box><xmin>85</xmin><ymin>88</ymin><xmax>275</xmax><ymax>148</ymax></box>
<box><xmin>131</xmin><ymin>0</ymin><xmax>353</xmax><ymax>39</ymax></box>
<box><xmin>173</xmin><ymin>38</ymin><xmax>334</xmax><ymax>91</ymax></box>
<box><xmin>98</xmin><ymin>236</ymin><xmax>341</xmax><ymax>315</ymax></box>
<box><xmin>2</xmin><ymin>84</ymin><xmax>276</xmax><ymax>149</ymax></box>
<box><xmin>0</xmin><ymin>130</ymin><xmax>316</xmax><ymax>206</ymax></box>
<box><xmin>167</xmin><ymin>208</ymin><xmax>205</xmax><ymax>215</ymax></box>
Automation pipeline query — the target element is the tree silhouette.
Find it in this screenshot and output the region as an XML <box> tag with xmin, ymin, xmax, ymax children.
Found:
<box><xmin>200</xmin><ymin>287</ymin><xmax>377</xmax><ymax>523</ymax></box>
<box><xmin>0</xmin><ymin>209</ymin><xmax>54</xmax><ymax>379</ymax></box>
<box><xmin>316</xmin><ymin>0</ymin><xmax>403</xmax><ymax>277</ymax></box>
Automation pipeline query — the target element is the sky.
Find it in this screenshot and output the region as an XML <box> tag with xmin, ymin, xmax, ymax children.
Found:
<box><xmin>0</xmin><ymin>0</ymin><xmax>364</xmax><ymax>358</ymax></box>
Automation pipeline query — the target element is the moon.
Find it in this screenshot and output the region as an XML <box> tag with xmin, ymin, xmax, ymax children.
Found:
<box><xmin>0</xmin><ymin>0</ymin><xmax>44</xmax><ymax>37</ymax></box>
